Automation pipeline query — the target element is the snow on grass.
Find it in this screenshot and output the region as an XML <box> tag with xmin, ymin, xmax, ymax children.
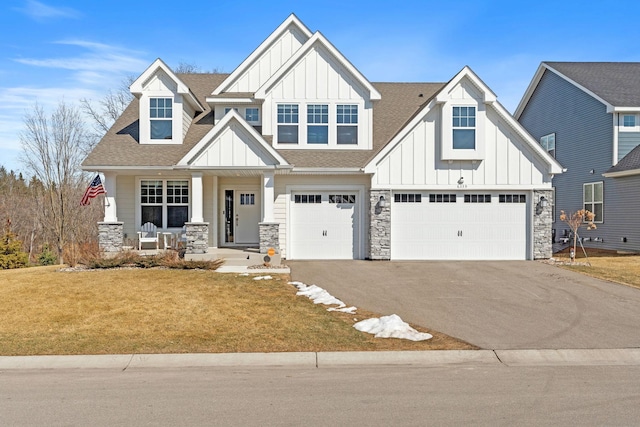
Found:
<box><xmin>253</xmin><ymin>275</ymin><xmax>273</xmax><ymax>280</ymax></box>
<box><xmin>289</xmin><ymin>281</ymin><xmax>431</xmax><ymax>341</ymax></box>
<box><xmin>354</xmin><ymin>314</ymin><xmax>432</xmax><ymax>341</ymax></box>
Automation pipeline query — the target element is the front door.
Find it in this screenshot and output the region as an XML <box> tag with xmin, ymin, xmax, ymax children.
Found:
<box><xmin>224</xmin><ymin>189</ymin><xmax>260</xmax><ymax>245</ymax></box>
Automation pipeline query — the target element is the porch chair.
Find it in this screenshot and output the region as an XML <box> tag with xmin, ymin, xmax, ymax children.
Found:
<box><xmin>137</xmin><ymin>222</ymin><xmax>160</xmax><ymax>250</ymax></box>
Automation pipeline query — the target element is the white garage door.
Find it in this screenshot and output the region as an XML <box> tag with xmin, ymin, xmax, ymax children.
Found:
<box><xmin>391</xmin><ymin>192</ymin><xmax>529</xmax><ymax>260</ymax></box>
<box><xmin>289</xmin><ymin>192</ymin><xmax>359</xmax><ymax>259</ymax></box>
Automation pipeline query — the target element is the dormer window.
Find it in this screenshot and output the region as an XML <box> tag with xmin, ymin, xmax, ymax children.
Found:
<box><xmin>452</xmin><ymin>106</ymin><xmax>475</xmax><ymax>149</ymax></box>
<box><xmin>150</xmin><ymin>98</ymin><xmax>173</xmax><ymax>140</ymax></box>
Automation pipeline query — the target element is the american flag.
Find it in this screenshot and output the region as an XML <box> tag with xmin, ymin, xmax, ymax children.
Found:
<box><xmin>80</xmin><ymin>175</ymin><xmax>106</xmax><ymax>206</ymax></box>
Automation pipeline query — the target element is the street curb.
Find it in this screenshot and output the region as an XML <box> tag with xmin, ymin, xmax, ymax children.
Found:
<box><xmin>495</xmin><ymin>348</ymin><xmax>640</xmax><ymax>366</ymax></box>
<box><xmin>2</xmin><ymin>349</ymin><xmax>640</xmax><ymax>370</ymax></box>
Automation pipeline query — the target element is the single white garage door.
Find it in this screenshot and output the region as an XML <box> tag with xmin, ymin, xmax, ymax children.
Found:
<box><xmin>391</xmin><ymin>192</ymin><xmax>529</xmax><ymax>260</ymax></box>
<box><xmin>289</xmin><ymin>192</ymin><xmax>359</xmax><ymax>259</ymax></box>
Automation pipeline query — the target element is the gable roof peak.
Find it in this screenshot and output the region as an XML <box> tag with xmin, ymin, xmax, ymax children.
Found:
<box><xmin>211</xmin><ymin>14</ymin><xmax>313</xmax><ymax>96</ymax></box>
<box><xmin>130</xmin><ymin>58</ymin><xmax>204</xmax><ymax>111</ymax></box>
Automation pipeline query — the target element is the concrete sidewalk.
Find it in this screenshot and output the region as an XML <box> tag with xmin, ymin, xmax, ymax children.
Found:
<box><xmin>2</xmin><ymin>349</ymin><xmax>640</xmax><ymax>370</ymax></box>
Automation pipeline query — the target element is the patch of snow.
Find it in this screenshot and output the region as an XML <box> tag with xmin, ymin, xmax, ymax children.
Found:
<box><xmin>289</xmin><ymin>281</ymin><xmax>352</xmax><ymax>311</ymax></box>
<box><xmin>354</xmin><ymin>314</ymin><xmax>432</xmax><ymax>341</ymax></box>
<box><xmin>239</xmin><ymin>273</ymin><xmax>249</xmax><ymax>276</ymax></box>
<box><xmin>253</xmin><ymin>275</ymin><xmax>273</xmax><ymax>280</ymax></box>
<box><xmin>327</xmin><ymin>306</ymin><xmax>357</xmax><ymax>314</ymax></box>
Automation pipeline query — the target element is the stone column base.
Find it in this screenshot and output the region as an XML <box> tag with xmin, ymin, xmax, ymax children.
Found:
<box><xmin>533</xmin><ymin>189</ymin><xmax>553</xmax><ymax>259</ymax></box>
<box><xmin>259</xmin><ymin>222</ymin><xmax>280</xmax><ymax>254</ymax></box>
<box><xmin>369</xmin><ymin>190</ymin><xmax>391</xmax><ymax>260</ymax></box>
<box><xmin>185</xmin><ymin>222</ymin><xmax>209</xmax><ymax>254</ymax></box>
<box><xmin>98</xmin><ymin>222</ymin><xmax>124</xmax><ymax>252</ymax></box>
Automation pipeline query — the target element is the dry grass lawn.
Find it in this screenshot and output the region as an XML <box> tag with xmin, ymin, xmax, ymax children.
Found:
<box><xmin>0</xmin><ymin>266</ymin><xmax>475</xmax><ymax>356</ymax></box>
<box><xmin>553</xmin><ymin>247</ymin><xmax>640</xmax><ymax>289</ymax></box>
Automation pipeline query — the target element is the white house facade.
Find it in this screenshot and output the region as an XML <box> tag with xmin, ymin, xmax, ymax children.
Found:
<box><xmin>83</xmin><ymin>14</ymin><xmax>562</xmax><ymax>260</ymax></box>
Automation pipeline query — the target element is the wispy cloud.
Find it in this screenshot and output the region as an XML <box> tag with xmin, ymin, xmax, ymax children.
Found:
<box><xmin>16</xmin><ymin>0</ymin><xmax>81</xmax><ymax>21</ymax></box>
<box><xmin>15</xmin><ymin>40</ymin><xmax>147</xmax><ymax>74</ymax></box>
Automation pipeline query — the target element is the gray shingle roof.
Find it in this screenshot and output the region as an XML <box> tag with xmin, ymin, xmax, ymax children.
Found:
<box><xmin>545</xmin><ymin>62</ymin><xmax>640</xmax><ymax>107</ymax></box>
<box><xmin>82</xmin><ymin>74</ymin><xmax>445</xmax><ymax>170</ymax></box>
<box><xmin>606</xmin><ymin>144</ymin><xmax>640</xmax><ymax>174</ymax></box>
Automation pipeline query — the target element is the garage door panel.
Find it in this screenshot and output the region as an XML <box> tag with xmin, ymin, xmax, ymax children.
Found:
<box><xmin>391</xmin><ymin>192</ymin><xmax>528</xmax><ymax>260</ymax></box>
<box><xmin>290</xmin><ymin>192</ymin><xmax>358</xmax><ymax>260</ymax></box>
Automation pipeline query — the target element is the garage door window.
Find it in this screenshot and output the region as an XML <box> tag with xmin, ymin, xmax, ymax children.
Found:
<box><xmin>294</xmin><ymin>194</ymin><xmax>322</xmax><ymax>203</ymax></box>
<box><xmin>329</xmin><ymin>194</ymin><xmax>356</xmax><ymax>204</ymax></box>
<box><xmin>429</xmin><ymin>194</ymin><xmax>456</xmax><ymax>203</ymax></box>
<box><xmin>394</xmin><ymin>193</ymin><xmax>422</xmax><ymax>203</ymax></box>
<box><xmin>499</xmin><ymin>194</ymin><xmax>526</xmax><ymax>203</ymax></box>
<box><xmin>464</xmin><ymin>194</ymin><xmax>491</xmax><ymax>203</ymax></box>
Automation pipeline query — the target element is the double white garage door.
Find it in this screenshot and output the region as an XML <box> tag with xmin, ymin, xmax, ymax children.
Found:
<box><xmin>391</xmin><ymin>192</ymin><xmax>529</xmax><ymax>260</ymax></box>
<box><xmin>288</xmin><ymin>191</ymin><xmax>529</xmax><ymax>260</ymax></box>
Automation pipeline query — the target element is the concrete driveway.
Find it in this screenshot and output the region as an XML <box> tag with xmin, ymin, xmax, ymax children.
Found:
<box><xmin>288</xmin><ymin>260</ymin><xmax>640</xmax><ymax>350</ymax></box>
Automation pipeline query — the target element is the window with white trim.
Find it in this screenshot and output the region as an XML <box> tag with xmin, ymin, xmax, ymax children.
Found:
<box><xmin>453</xmin><ymin>106</ymin><xmax>475</xmax><ymax>149</ymax></box>
<box><xmin>245</xmin><ymin>108</ymin><xmax>259</xmax><ymax>123</ymax></box>
<box><xmin>224</xmin><ymin>107</ymin><xmax>239</xmax><ymax>115</ymax></box>
<box><xmin>540</xmin><ymin>133</ymin><xmax>556</xmax><ymax>158</ymax></box>
<box><xmin>620</xmin><ymin>114</ymin><xmax>639</xmax><ymax>131</ymax></box>
<box><xmin>307</xmin><ymin>104</ymin><xmax>328</xmax><ymax>144</ymax></box>
<box><xmin>277</xmin><ymin>104</ymin><xmax>299</xmax><ymax>143</ymax></box>
<box><xmin>584</xmin><ymin>182</ymin><xmax>603</xmax><ymax>223</ymax></box>
<box><xmin>141</xmin><ymin>179</ymin><xmax>189</xmax><ymax>228</ymax></box>
<box><xmin>150</xmin><ymin>98</ymin><xmax>173</xmax><ymax>140</ymax></box>
<box><xmin>337</xmin><ymin>104</ymin><xmax>358</xmax><ymax>144</ymax></box>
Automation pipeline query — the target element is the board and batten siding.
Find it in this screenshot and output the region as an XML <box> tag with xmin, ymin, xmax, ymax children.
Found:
<box><xmin>372</xmin><ymin>104</ymin><xmax>549</xmax><ymax>187</ymax></box>
<box><xmin>518</xmin><ymin>69</ymin><xmax>623</xmax><ymax>249</ymax></box>
<box><xmin>115</xmin><ymin>175</ymin><xmax>136</xmax><ymax>243</ymax></box>
<box><xmin>618</xmin><ymin>132</ymin><xmax>640</xmax><ymax>161</ymax></box>
<box><xmin>227</xmin><ymin>26</ymin><xmax>308</xmax><ymax>93</ymax></box>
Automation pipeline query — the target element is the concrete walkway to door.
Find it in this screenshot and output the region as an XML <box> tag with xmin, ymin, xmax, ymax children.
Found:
<box><xmin>287</xmin><ymin>260</ymin><xmax>640</xmax><ymax>350</ymax></box>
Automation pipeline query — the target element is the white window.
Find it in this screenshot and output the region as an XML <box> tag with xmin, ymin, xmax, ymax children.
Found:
<box><xmin>150</xmin><ymin>98</ymin><xmax>172</xmax><ymax>140</ymax></box>
<box><xmin>277</xmin><ymin>104</ymin><xmax>299</xmax><ymax>144</ymax></box>
<box><xmin>245</xmin><ymin>108</ymin><xmax>259</xmax><ymax>123</ymax></box>
<box><xmin>620</xmin><ymin>114</ymin><xmax>640</xmax><ymax>132</ymax></box>
<box><xmin>623</xmin><ymin>114</ymin><xmax>636</xmax><ymax>127</ymax></box>
<box><xmin>224</xmin><ymin>107</ymin><xmax>239</xmax><ymax>115</ymax></box>
<box><xmin>583</xmin><ymin>182</ymin><xmax>603</xmax><ymax>223</ymax></box>
<box><xmin>541</xmin><ymin>133</ymin><xmax>556</xmax><ymax>157</ymax></box>
<box><xmin>337</xmin><ymin>104</ymin><xmax>358</xmax><ymax>144</ymax></box>
<box><xmin>307</xmin><ymin>104</ymin><xmax>328</xmax><ymax>144</ymax></box>
<box><xmin>452</xmin><ymin>106</ymin><xmax>476</xmax><ymax>149</ymax></box>
<box><xmin>141</xmin><ymin>179</ymin><xmax>189</xmax><ymax>228</ymax></box>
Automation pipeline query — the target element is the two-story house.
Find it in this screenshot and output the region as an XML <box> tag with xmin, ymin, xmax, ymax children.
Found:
<box><xmin>82</xmin><ymin>14</ymin><xmax>561</xmax><ymax>260</ymax></box>
<box><xmin>516</xmin><ymin>62</ymin><xmax>640</xmax><ymax>253</ymax></box>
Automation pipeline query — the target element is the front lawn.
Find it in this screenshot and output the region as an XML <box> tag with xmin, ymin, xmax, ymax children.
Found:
<box><xmin>553</xmin><ymin>248</ymin><xmax>640</xmax><ymax>289</ymax></box>
<box><xmin>0</xmin><ymin>266</ymin><xmax>475</xmax><ymax>355</ymax></box>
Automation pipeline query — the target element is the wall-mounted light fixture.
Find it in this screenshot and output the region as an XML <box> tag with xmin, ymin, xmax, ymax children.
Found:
<box><xmin>457</xmin><ymin>177</ymin><xmax>464</xmax><ymax>185</ymax></box>
<box><xmin>539</xmin><ymin>196</ymin><xmax>548</xmax><ymax>208</ymax></box>
<box><xmin>378</xmin><ymin>195</ymin><xmax>386</xmax><ymax>208</ymax></box>
<box><xmin>535</xmin><ymin>195</ymin><xmax>548</xmax><ymax>215</ymax></box>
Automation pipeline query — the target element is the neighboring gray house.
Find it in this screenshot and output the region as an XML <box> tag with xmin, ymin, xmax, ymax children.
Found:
<box><xmin>515</xmin><ymin>62</ymin><xmax>640</xmax><ymax>252</ymax></box>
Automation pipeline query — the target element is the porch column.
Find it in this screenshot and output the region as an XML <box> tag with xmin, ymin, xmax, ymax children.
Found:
<box><xmin>103</xmin><ymin>172</ymin><xmax>117</xmax><ymax>222</ymax></box>
<box><xmin>191</xmin><ymin>172</ymin><xmax>204</xmax><ymax>223</ymax></box>
<box><xmin>262</xmin><ymin>171</ymin><xmax>275</xmax><ymax>222</ymax></box>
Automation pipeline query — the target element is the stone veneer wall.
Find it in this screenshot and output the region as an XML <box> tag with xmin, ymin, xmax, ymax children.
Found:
<box><xmin>533</xmin><ymin>189</ymin><xmax>553</xmax><ymax>259</ymax></box>
<box><xmin>369</xmin><ymin>190</ymin><xmax>391</xmax><ymax>260</ymax></box>
<box><xmin>259</xmin><ymin>222</ymin><xmax>280</xmax><ymax>254</ymax></box>
<box><xmin>185</xmin><ymin>222</ymin><xmax>209</xmax><ymax>254</ymax></box>
<box><xmin>98</xmin><ymin>222</ymin><xmax>124</xmax><ymax>252</ymax></box>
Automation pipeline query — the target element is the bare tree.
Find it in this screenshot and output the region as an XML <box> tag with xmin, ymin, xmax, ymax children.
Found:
<box><xmin>80</xmin><ymin>75</ymin><xmax>135</xmax><ymax>148</ymax></box>
<box><xmin>19</xmin><ymin>101</ymin><xmax>91</xmax><ymax>264</ymax></box>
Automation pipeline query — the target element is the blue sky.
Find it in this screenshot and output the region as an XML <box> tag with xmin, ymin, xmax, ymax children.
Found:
<box><xmin>2</xmin><ymin>0</ymin><xmax>640</xmax><ymax>174</ymax></box>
